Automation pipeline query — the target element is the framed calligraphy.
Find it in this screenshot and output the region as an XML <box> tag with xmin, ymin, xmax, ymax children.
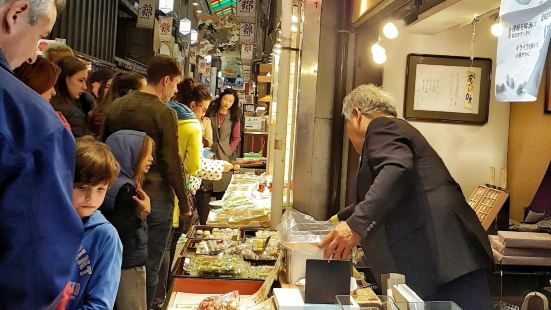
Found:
<box><xmin>404</xmin><ymin>54</ymin><xmax>492</xmax><ymax>125</ymax></box>
<box><xmin>544</xmin><ymin>51</ymin><xmax>551</xmax><ymax>113</ymax></box>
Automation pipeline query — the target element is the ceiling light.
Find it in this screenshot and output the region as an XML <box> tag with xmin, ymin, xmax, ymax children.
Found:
<box><xmin>370</xmin><ymin>42</ymin><xmax>385</xmax><ymax>57</ymax></box>
<box><xmin>196</xmin><ymin>10</ymin><xmax>202</xmax><ymax>13</ymax></box>
<box><xmin>383</xmin><ymin>22</ymin><xmax>399</xmax><ymax>39</ymax></box>
<box><xmin>373</xmin><ymin>52</ymin><xmax>387</xmax><ymax>64</ymax></box>
<box><xmin>192</xmin><ymin>2</ymin><xmax>199</xmax><ymax>5</ymax></box>
<box><xmin>292</xmin><ymin>15</ymin><xmax>299</xmax><ymax>23</ymax></box>
<box><xmin>190</xmin><ymin>29</ymin><xmax>198</xmax><ymax>44</ymax></box>
<box><xmin>491</xmin><ymin>22</ymin><xmax>503</xmax><ymax>37</ymax></box>
<box><xmin>291</xmin><ymin>25</ymin><xmax>298</xmax><ymax>32</ymax></box>
<box><xmin>179</xmin><ymin>18</ymin><xmax>191</xmax><ymax>35</ymax></box>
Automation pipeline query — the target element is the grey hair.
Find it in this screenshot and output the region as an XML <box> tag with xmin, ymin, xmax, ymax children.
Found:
<box><xmin>342</xmin><ymin>84</ymin><xmax>398</xmax><ymax>119</ymax></box>
<box><xmin>0</xmin><ymin>0</ymin><xmax>65</xmax><ymax>24</ymax></box>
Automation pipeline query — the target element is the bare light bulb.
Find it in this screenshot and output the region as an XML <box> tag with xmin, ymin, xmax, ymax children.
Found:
<box><xmin>491</xmin><ymin>22</ymin><xmax>503</xmax><ymax>37</ymax></box>
<box><xmin>383</xmin><ymin>22</ymin><xmax>399</xmax><ymax>39</ymax></box>
<box><xmin>373</xmin><ymin>52</ymin><xmax>387</xmax><ymax>64</ymax></box>
<box><xmin>371</xmin><ymin>42</ymin><xmax>385</xmax><ymax>56</ymax></box>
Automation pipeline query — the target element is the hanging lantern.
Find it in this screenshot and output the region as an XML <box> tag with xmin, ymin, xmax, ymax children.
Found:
<box><xmin>159</xmin><ymin>0</ymin><xmax>174</xmax><ymax>13</ymax></box>
<box><xmin>179</xmin><ymin>18</ymin><xmax>191</xmax><ymax>35</ymax></box>
<box><xmin>191</xmin><ymin>29</ymin><xmax>198</xmax><ymax>44</ymax></box>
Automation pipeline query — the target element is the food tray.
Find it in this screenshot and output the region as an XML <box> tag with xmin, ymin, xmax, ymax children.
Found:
<box><xmin>187</xmin><ymin>225</ymin><xmax>242</xmax><ymax>240</ymax></box>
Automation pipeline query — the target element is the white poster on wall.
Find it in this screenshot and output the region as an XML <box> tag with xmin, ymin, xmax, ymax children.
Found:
<box><xmin>495</xmin><ymin>0</ymin><xmax>551</xmax><ymax>102</ymax></box>
<box><xmin>137</xmin><ymin>0</ymin><xmax>155</xmax><ymax>29</ymax></box>
<box><xmin>159</xmin><ymin>16</ymin><xmax>173</xmax><ymax>42</ymax></box>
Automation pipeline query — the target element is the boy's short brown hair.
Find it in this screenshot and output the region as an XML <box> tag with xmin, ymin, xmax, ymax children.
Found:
<box><xmin>146</xmin><ymin>55</ymin><xmax>182</xmax><ymax>84</ymax></box>
<box><xmin>75</xmin><ymin>136</ymin><xmax>120</xmax><ymax>186</ymax></box>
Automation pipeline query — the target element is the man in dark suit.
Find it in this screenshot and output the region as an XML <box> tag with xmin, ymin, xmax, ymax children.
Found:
<box><xmin>320</xmin><ymin>84</ymin><xmax>493</xmax><ymax>309</ymax></box>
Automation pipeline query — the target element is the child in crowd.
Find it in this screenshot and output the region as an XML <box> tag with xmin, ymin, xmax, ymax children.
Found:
<box><xmin>67</xmin><ymin>137</ymin><xmax>123</xmax><ymax>309</ymax></box>
<box><xmin>102</xmin><ymin>130</ymin><xmax>154</xmax><ymax>310</ymax></box>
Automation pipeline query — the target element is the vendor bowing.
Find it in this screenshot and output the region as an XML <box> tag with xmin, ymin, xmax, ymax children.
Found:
<box><xmin>319</xmin><ymin>85</ymin><xmax>494</xmax><ymax>310</ymax></box>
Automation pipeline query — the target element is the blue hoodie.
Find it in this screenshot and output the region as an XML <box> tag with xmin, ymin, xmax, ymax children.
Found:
<box><xmin>103</xmin><ymin>130</ymin><xmax>149</xmax><ymax>268</ymax></box>
<box><xmin>67</xmin><ymin>211</ymin><xmax>122</xmax><ymax>309</ymax></box>
<box><xmin>0</xmin><ymin>50</ymin><xmax>83</xmax><ymax>309</ymax></box>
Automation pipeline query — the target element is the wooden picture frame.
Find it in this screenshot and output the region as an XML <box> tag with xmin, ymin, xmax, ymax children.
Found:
<box><xmin>404</xmin><ymin>53</ymin><xmax>492</xmax><ymax>124</ymax></box>
<box><xmin>544</xmin><ymin>56</ymin><xmax>551</xmax><ymax>114</ymax></box>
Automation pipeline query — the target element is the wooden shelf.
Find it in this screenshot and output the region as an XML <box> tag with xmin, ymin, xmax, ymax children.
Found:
<box><xmin>257</xmin><ymin>75</ymin><xmax>272</xmax><ymax>83</ymax></box>
<box><xmin>259</xmin><ymin>64</ymin><xmax>272</xmax><ymax>74</ymax></box>
<box><xmin>258</xmin><ymin>95</ymin><xmax>271</xmax><ymax>103</ymax></box>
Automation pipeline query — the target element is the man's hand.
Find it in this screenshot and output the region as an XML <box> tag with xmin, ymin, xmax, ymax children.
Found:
<box><xmin>318</xmin><ymin>221</ymin><xmax>361</xmax><ymax>260</ymax></box>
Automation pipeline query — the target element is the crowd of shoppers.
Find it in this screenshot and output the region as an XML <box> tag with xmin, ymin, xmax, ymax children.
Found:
<box><xmin>0</xmin><ymin>1</ymin><xmax>242</xmax><ymax>309</ymax></box>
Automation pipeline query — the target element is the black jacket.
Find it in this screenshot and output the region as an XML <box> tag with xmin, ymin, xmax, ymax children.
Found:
<box><xmin>101</xmin><ymin>184</ymin><xmax>148</xmax><ymax>268</ymax></box>
<box><xmin>338</xmin><ymin>117</ymin><xmax>492</xmax><ymax>298</ymax></box>
<box><xmin>51</xmin><ymin>96</ymin><xmax>88</xmax><ymax>137</ymax></box>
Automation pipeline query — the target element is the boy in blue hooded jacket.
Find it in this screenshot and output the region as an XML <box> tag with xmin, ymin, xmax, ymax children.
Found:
<box><xmin>67</xmin><ymin>137</ymin><xmax>123</xmax><ymax>309</ymax></box>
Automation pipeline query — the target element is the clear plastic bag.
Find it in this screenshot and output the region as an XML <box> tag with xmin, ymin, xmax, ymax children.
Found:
<box><xmin>197</xmin><ymin>290</ymin><xmax>240</xmax><ymax>310</ymax></box>
<box><xmin>277</xmin><ymin>209</ymin><xmax>336</xmax><ymax>244</ymax></box>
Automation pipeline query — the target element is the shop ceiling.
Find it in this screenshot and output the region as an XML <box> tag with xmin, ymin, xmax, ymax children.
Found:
<box><xmin>353</xmin><ymin>0</ymin><xmax>500</xmax><ymax>35</ymax></box>
<box><xmin>205</xmin><ymin>0</ymin><xmax>237</xmax><ymax>16</ymax></box>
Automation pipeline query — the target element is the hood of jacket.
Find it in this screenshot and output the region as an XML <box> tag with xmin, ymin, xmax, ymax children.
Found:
<box><xmin>83</xmin><ymin>210</ymin><xmax>111</xmax><ymax>231</ymax></box>
<box><xmin>106</xmin><ymin>130</ymin><xmax>146</xmax><ymax>180</ymax></box>
<box><xmin>167</xmin><ymin>100</ymin><xmax>196</xmax><ymax>120</ymax></box>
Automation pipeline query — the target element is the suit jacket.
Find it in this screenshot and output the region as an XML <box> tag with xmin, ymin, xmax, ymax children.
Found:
<box><xmin>338</xmin><ymin>117</ymin><xmax>492</xmax><ymax>298</ymax></box>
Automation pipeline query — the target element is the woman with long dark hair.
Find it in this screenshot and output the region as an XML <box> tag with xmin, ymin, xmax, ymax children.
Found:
<box><xmin>89</xmin><ymin>72</ymin><xmax>145</xmax><ymax>135</ymax></box>
<box><xmin>51</xmin><ymin>56</ymin><xmax>89</xmax><ymax>137</ymax></box>
<box><xmin>196</xmin><ymin>88</ymin><xmax>242</xmax><ymax>207</ymax></box>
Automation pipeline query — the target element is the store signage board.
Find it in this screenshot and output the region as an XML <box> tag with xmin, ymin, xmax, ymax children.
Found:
<box><xmin>239</xmin><ymin>23</ymin><xmax>255</xmax><ymax>44</ymax></box>
<box><xmin>137</xmin><ymin>0</ymin><xmax>155</xmax><ymax>29</ymax></box>
<box><xmin>189</xmin><ymin>47</ymin><xmax>197</xmax><ymax>65</ymax></box>
<box><xmin>180</xmin><ymin>36</ymin><xmax>190</xmax><ymax>57</ymax></box>
<box><xmin>237</xmin><ymin>0</ymin><xmax>256</xmax><ymax>20</ymax></box>
<box><xmin>404</xmin><ymin>54</ymin><xmax>491</xmax><ymax>124</ymax></box>
<box><xmin>495</xmin><ymin>0</ymin><xmax>551</xmax><ymax>102</ymax></box>
<box><xmin>159</xmin><ymin>16</ymin><xmax>173</xmax><ymax>42</ymax></box>
<box><xmin>241</xmin><ymin>44</ymin><xmax>254</xmax><ymax>61</ymax></box>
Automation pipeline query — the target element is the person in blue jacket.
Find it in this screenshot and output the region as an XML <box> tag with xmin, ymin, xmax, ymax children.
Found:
<box><xmin>67</xmin><ymin>137</ymin><xmax>123</xmax><ymax>309</ymax></box>
<box><xmin>0</xmin><ymin>0</ymin><xmax>83</xmax><ymax>309</ymax></box>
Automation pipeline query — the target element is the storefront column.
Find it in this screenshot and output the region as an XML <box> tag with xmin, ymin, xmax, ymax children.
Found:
<box><xmin>270</xmin><ymin>0</ymin><xmax>293</xmax><ymax>228</ymax></box>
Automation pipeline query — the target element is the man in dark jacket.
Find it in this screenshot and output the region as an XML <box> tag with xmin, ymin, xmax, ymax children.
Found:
<box><xmin>320</xmin><ymin>84</ymin><xmax>493</xmax><ymax>309</ymax></box>
<box><xmin>101</xmin><ymin>55</ymin><xmax>188</xmax><ymax>308</ymax></box>
<box><xmin>0</xmin><ymin>0</ymin><xmax>83</xmax><ymax>309</ymax></box>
